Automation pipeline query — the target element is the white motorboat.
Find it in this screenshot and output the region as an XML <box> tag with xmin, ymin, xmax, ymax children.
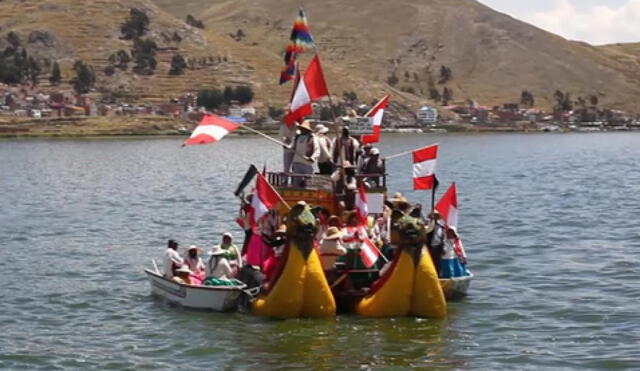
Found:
<box><xmin>144</xmin><ymin>269</ymin><xmax>246</xmax><ymax>311</ymax></box>
<box><xmin>439</xmin><ymin>271</ymin><xmax>473</xmax><ymax>300</ymax></box>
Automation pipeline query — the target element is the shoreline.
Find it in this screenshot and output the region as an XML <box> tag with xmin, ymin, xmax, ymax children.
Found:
<box><xmin>1</xmin><ymin>116</ymin><xmax>635</xmax><ymax>139</ymax></box>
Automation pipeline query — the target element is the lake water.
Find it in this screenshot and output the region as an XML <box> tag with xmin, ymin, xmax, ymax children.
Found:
<box><xmin>1</xmin><ymin>133</ymin><xmax>639</xmax><ymax>370</ymax></box>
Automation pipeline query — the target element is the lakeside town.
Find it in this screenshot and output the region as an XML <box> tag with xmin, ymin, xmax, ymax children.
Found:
<box><xmin>0</xmin><ymin>84</ymin><xmax>640</xmax><ymax>136</ymax></box>
<box><xmin>2</xmin><ymin>81</ymin><xmax>640</xmax><ymax>137</ymax></box>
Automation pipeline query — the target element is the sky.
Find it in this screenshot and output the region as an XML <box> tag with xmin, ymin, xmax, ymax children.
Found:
<box><xmin>478</xmin><ymin>0</ymin><xmax>640</xmax><ymax>45</ymax></box>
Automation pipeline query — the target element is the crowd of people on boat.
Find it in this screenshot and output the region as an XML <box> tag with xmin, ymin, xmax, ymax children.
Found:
<box><xmin>162</xmin><ymin>192</ymin><xmax>469</xmax><ymax>291</ymax></box>
<box><xmin>280</xmin><ymin>119</ymin><xmax>385</xmax><ymax>189</ymax></box>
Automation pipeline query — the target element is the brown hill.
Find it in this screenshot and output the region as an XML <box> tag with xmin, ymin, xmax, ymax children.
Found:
<box><xmin>153</xmin><ymin>0</ymin><xmax>640</xmax><ymax>113</ymax></box>
<box><xmin>2</xmin><ymin>0</ymin><xmax>639</xmax><ymax>115</ymax></box>
<box><xmin>0</xmin><ymin>0</ymin><xmax>264</xmax><ymax>102</ymax></box>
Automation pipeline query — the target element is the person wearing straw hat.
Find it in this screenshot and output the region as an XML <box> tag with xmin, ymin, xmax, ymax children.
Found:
<box><xmin>184</xmin><ymin>245</ymin><xmax>206</xmax><ymax>284</ymax></box>
<box><xmin>163</xmin><ymin>239</ymin><xmax>183</xmax><ymax>279</ymax></box>
<box><xmin>290</xmin><ymin>120</ymin><xmax>319</xmax><ymax>186</ymax></box>
<box><xmin>315</xmin><ymin>123</ymin><xmax>334</xmax><ymax>175</ymax></box>
<box><xmin>172</xmin><ymin>265</ymin><xmax>194</xmax><ymax>285</ymax></box>
<box><xmin>440</xmin><ymin>226</ymin><xmax>470</xmax><ymax>278</ymax></box>
<box><xmin>319</xmin><ymin>226</ymin><xmax>347</xmax><ymax>271</ymax></box>
<box><xmin>207</xmin><ymin>245</ymin><xmax>234</xmax><ymax>280</ymax></box>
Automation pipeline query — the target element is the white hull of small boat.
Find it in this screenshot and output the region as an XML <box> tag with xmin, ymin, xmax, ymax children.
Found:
<box><xmin>439</xmin><ymin>272</ymin><xmax>473</xmax><ymax>300</ymax></box>
<box><xmin>144</xmin><ymin>269</ymin><xmax>245</xmax><ymax>311</ymax></box>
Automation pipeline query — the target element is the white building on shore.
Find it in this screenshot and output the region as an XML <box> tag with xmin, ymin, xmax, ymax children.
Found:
<box><xmin>417</xmin><ymin>106</ymin><xmax>438</xmax><ymax>125</ymax></box>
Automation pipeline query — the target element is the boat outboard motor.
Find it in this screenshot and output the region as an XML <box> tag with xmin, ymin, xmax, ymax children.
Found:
<box><xmin>237</xmin><ymin>265</ymin><xmax>265</xmax><ymax>313</ymax></box>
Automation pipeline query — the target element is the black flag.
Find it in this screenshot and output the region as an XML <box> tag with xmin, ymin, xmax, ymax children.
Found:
<box><xmin>234</xmin><ymin>165</ymin><xmax>259</xmax><ymax>197</ymax></box>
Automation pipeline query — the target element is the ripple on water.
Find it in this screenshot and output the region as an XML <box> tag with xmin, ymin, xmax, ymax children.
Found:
<box><xmin>2</xmin><ymin>134</ymin><xmax>640</xmax><ymax>369</ymax></box>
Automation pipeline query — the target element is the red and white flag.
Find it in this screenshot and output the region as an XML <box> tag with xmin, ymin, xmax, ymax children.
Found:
<box><xmin>182</xmin><ymin>114</ymin><xmax>239</xmax><ymax>147</ymax></box>
<box><xmin>412</xmin><ymin>144</ymin><xmax>438</xmax><ymax>190</ymax></box>
<box><xmin>250</xmin><ymin>173</ymin><xmax>282</xmax><ymax>225</ymax></box>
<box><xmin>360</xmin><ymin>237</ymin><xmax>381</xmax><ymax>268</ymax></box>
<box><xmin>284</xmin><ymin>54</ymin><xmax>330</xmax><ymax>126</ymax></box>
<box><xmin>435</xmin><ymin>183</ymin><xmax>458</xmax><ymax>228</ymax></box>
<box><xmin>361</xmin><ymin>95</ymin><xmax>390</xmax><ymax>144</ymax></box>
<box><xmin>354</xmin><ymin>182</ymin><xmax>369</xmax><ymax>224</ymax></box>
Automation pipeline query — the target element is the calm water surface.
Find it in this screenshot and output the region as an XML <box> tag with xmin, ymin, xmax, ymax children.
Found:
<box><xmin>1</xmin><ymin>133</ymin><xmax>639</xmax><ymax>370</ymax></box>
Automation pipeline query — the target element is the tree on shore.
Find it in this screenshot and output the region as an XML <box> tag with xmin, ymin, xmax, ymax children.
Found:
<box><xmin>387</xmin><ymin>71</ymin><xmax>399</xmax><ymax>87</ymax></box>
<box><xmin>121</xmin><ymin>8</ymin><xmax>150</xmax><ymax>40</ymax></box>
<box><xmin>442</xmin><ymin>87</ymin><xmax>453</xmax><ymax>106</ymax></box>
<box><xmin>186</xmin><ymin>14</ymin><xmax>205</xmax><ymax>29</ymax></box>
<box><xmin>169</xmin><ymin>53</ymin><xmax>187</xmax><ymax>75</ymax></box>
<box><xmin>197</xmin><ymin>89</ymin><xmax>225</xmax><ymax>110</ymax></box>
<box><xmin>520</xmin><ymin>90</ymin><xmax>535</xmax><ymax>107</ymax></box>
<box><xmin>438</xmin><ymin>65</ymin><xmax>452</xmax><ymax>84</ymax></box>
<box><xmin>553</xmin><ymin>90</ymin><xmax>572</xmax><ymax>112</ymax></box>
<box><xmin>49</xmin><ymin>61</ymin><xmax>61</xmax><ymax>85</ymax></box>
<box><xmin>131</xmin><ymin>38</ymin><xmax>158</xmax><ymax>75</ymax></box>
<box><xmin>72</xmin><ymin>61</ymin><xmax>95</xmax><ymax>94</ymax></box>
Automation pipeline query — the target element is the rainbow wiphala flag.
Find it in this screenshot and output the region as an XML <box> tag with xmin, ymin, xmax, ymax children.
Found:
<box><xmin>280</xmin><ymin>8</ymin><xmax>315</xmax><ymax>84</ymax></box>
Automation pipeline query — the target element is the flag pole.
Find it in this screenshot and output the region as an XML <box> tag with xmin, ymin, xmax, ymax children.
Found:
<box><xmin>385</xmin><ymin>143</ymin><xmax>440</xmax><ymax>160</ymax></box>
<box><xmin>238</xmin><ymin>124</ymin><xmax>289</xmax><ymax>147</ymax></box>
<box><xmin>430</xmin><ymin>175</ymin><xmax>440</xmax><ymax>212</ymax></box>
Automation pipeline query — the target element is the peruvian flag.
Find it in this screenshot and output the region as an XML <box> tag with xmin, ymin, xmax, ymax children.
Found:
<box><xmin>361</xmin><ymin>95</ymin><xmax>390</xmax><ymax>144</ymax></box>
<box><xmin>360</xmin><ymin>237</ymin><xmax>380</xmax><ymax>268</ymax></box>
<box><xmin>283</xmin><ymin>54</ymin><xmax>329</xmax><ymax>126</ymax></box>
<box><xmin>354</xmin><ymin>182</ymin><xmax>369</xmax><ymax>224</ymax></box>
<box><xmin>250</xmin><ymin>173</ymin><xmax>282</xmax><ymax>225</ymax></box>
<box><xmin>435</xmin><ymin>183</ymin><xmax>458</xmax><ymax>228</ymax></box>
<box><xmin>182</xmin><ymin>114</ymin><xmax>239</xmax><ymax>147</ymax></box>
<box><xmin>412</xmin><ymin>144</ymin><xmax>438</xmax><ymax>190</ymax></box>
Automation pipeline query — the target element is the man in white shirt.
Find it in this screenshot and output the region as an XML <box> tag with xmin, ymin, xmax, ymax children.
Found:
<box><xmin>164</xmin><ymin>239</ymin><xmax>183</xmax><ymax>278</ymax></box>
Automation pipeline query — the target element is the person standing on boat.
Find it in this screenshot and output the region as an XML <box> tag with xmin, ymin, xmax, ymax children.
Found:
<box><xmin>184</xmin><ymin>245</ymin><xmax>206</xmax><ymax>284</ymax></box>
<box><xmin>440</xmin><ymin>226</ymin><xmax>470</xmax><ymax>278</ymax></box>
<box><xmin>215</xmin><ymin>232</ymin><xmax>242</xmax><ymax>270</ymax></box>
<box><xmin>279</xmin><ymin>122</ymin><xmax>298</xmax><ymax>173</ymax></box>
<box><xmin>164</xmin><ymin>239</ymin><xmax>183</xmax><ymax>279</ymax></box>
<box><xmin>290</xmin><ymin>120</ymin><xmax>319</xmax><ymax>185</ymax></box>
<box><xmin>331</xmin><ymin>126</ymin><xmax>360</xmax><ymax>168</ymax></box>
<box><xmin>207</xmin><ymin>245</ymin><xmax>234</xmax><ymax>280</ymax></box>
<box><xmin>315</xmin><ymin>124</ymin><xmax>334</xmax><ymax>175</ymax></box>
<box><xmin>426</xmin><ymin>210</ymin><xmax>446</xmax><ymax>272</ymax></box>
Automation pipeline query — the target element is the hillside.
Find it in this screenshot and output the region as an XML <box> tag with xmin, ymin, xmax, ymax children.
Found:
<box><xmin>1</xmin><ymin>0</ymin><xmax>639</xmax><ymax>115</ymax></box>
<box><xmin>0</xmin><ymin>0</ymin><xmax>263</xmax><ymax>102</ymax></box>
<box><xmin>153</xmin><ymin>0</ymin><xmax>640</xmax><ymax>113</ymax></box>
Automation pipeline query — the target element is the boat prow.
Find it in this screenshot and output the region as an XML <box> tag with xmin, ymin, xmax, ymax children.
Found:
<box><xmin>439</xmin><ymin>271</ymin><xmax>473</xmax><ymax>300</ymax></box>
<box><xmin>144</xmin><ymin>269</ymin><xmax>246</xmax><ymax>311</ymax></box>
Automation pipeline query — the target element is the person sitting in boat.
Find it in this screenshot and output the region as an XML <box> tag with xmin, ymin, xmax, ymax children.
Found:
<box><xmin>315</xmin><ymin>123</ymin><xmax>334</xmax><ymax>175</ymax></box>
<box><xmin>215</xmin><ymin>232</ymin><xmax>242</xmax><ymax>270</ymax></box>
<box><xmin>311</xmin><ymin>206</ymin><xmax>331</xmax><ymax>243</ymax></box>
<box><xmin>440</xmin><ymin>226</ymin><xmax>470</xmax><ymax>278</ymax></box>
<box><xmin>172</xmin><ymin>265</ymin><xmax>194</xmax><ymax>285</ymax></box>
<box><xmin>164</xmin><ymin>239</ymin><xmax>183</xmax><ymax>279</ymax></box>
<box><xmin>184</xmin><ymin>245</ymin><xmax>206</xmax><ymax>284</ymax></box>
<box><xmin>319</xmin><ymin>226</ymin><xmax>347</xmax><ymax>272</ymax></box>
<box><xmin>290</xmin><ymin>120</ymin><xmax>319</xmax><ymax>186</ymax></box>
<box><xmin>207</xmin><ymin>245</ymin><xmax>234</xmax><ymax>280</ymax></box>
<box><xmin>426</xmin><ymin>210</ymin><xmax>446</xmax><ymax>273</ymax></box>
